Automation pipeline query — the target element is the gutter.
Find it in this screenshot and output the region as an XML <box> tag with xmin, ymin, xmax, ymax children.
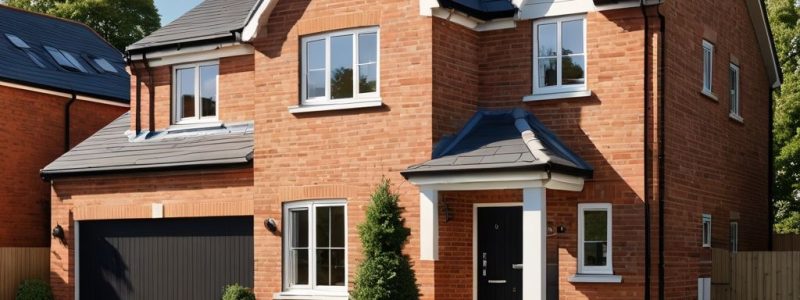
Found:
<box><xmin>640</xmin><ymin>2</ymin><xmax>652</xmax><ymax>299</ymax></box>
<box><xmin>656</xmin><ymin>4</ymin><xmax>666</xmax><ymax>300</ymax></box>
<box><xmin>64</xmin><ymin>93</ymin><xmax>76</xmax><ymax>152</ymax></box>
<box><xmin>768</xmin><ymin>86</ymin><xmax>776</xmax><ymax>250</ymax></box>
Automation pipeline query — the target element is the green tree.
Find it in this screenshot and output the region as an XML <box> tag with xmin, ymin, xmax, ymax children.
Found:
<box><xmin>3</xmin><ymin>0</ymin><xmax>160</xmax><ymax>51</ymax></box>
<box><xmin>351</xmin><ymin>179</ymin><xmax>419</xmax><ymax>300</ymax></box>
<box><xmin>768</xmin><ymin>0</ymin><xmax>800</xmax><ymax>233</ymax></box>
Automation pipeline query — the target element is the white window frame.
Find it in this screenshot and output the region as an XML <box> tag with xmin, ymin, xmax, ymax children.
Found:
<box><xmin>300</xmin><ymin>27</ymin><xmax>380</xmax><ymax>106</ymax></box>
<box><xmin>702</xmin><ymin>214</ymin><xmax>712</xmax><ymax>248</ymax></box>
<box><xmin>577</xmin><ymin>203</ymin><xmax>613</xmax><ymax>275</ymax></box>
<box><xmin>282</xmin><ymin>200</ymin><xmax>348</xmax><ymax>295</ymax></box>
<box><xmin>172</xmin><ymin>60</ymin><xmax>219</xmax><ymax>124</ymax></box>
<box><xmin>730</xmin><ymin>221</ymin><xmax>738</xmax><ymax>253</ymax></box>
<box><xmin>729</xmin><ymin>63</ymin><xmax>741</xmax><ymax>119</ymax></box>
<box><xmin>532</xmin><ymin>14</ymin><xmax>588</xmax><ymax>96</ymax></box>
<box><xmin>702</xmin><ymin>40</ymin><xmax>714</xmax><ymax>95</ymax></box>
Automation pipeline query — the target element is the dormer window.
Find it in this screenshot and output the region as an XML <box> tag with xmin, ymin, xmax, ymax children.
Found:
<box><xmin>173</xmin><ymin>61</ymin><xmax>218</xmax><ymax>123</ymax></box>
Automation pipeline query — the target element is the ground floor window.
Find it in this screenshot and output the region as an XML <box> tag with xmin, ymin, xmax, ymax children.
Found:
<box><xmin>730</xmin><ymin>221</ymin><xmax>738</xmax><ymax>253</ymax></box>
<box><xmin>284</xmin><ymin>200</ymin><xmax>347</xmax><ymax>292</ymax></box>
<box><xmin>577</xmin><ymin>203</ymin><xmax>613</xmax><ymax>274</ymax></box>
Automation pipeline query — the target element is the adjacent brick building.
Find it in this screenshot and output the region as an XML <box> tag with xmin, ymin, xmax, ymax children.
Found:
<box><xmin>43</xmin><ymin>0</ymin><xmax>780</xmax><ymax>299</ymax></box>
<box><xmin>0</xmin><ymin>5</ymin><xmax>128</xmax><ymax>247</ymax></box>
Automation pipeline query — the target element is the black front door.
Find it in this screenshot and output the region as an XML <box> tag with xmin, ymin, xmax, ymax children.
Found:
<box><xmin>477</xmin><ymin>206</ymin><xmax>522</xmax><ymax>300</ymax></box>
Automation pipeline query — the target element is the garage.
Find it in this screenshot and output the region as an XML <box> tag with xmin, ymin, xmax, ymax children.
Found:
<box><xmin>78</xmin><ymin>216</ymin><xmax>254</xmax><ymax>300</ymax></box>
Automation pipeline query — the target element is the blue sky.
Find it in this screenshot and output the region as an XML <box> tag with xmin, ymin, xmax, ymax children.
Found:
<box><xmin>155</xmin><ymin>0</ymin><xmax>204</xmax><ymax>26</ymax></box>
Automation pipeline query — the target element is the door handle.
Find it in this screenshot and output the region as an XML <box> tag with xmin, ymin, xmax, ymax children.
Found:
<box><xmin>512</xmin><ymin>264</ymin><xmax>523</xmax><ymax>270</ymax></box>
<box><xmin>487</xmin><ymin>280</ymin><xmax>507</xmax><ymax>284</ymax></box>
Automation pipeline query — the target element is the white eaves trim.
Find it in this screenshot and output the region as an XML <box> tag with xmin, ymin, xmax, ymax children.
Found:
<box><xmin>129</xmin><ymin>44</ymin><xmax>254</xmax><ymax>68</ymax></box>
<box><xmin>430</xmin><ymin>7</ymin><xmax>516</xmax><ymax>31</ymax></box>
<box><xmin>0</xmin><ymin>80</ymin><xmax>129</xmax><ymax>108</ymax></box>
<box><xmin>408</xmin><ymin>171</ymin><xmax>584</xmax><ymax>192</ymax></box>
<box><xmin>242</xmin><ymin>0</ymin><xmax>280</xmax><ymax>42</ymax></box>
<box><xmin>745</xmin><ymin>0</ymin><xmax>782</xmax><ymax>88</ymax></box>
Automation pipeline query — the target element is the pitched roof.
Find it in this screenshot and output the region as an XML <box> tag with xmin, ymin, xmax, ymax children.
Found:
<box><xmin>41</xmin><ymin>113</ymin><xmax>254</xmax><ymax>178</ymax></box>
<box><xmin>127</xmin><ymin>0</ymin><xmax>261</xmax><ymax>52</ymax></box>
<box><xmin>402</xmin><ymin>109</ymin><xmax>592</xmax><ymax>178</ymax></box>
<box><xmin>438</xmin><ymin>0</ymin><xmax>517</xmax><ymax>20</ymax></box>
<box><xmin>0</xmin><ymin>5</ymin><xmax>129</xmax><ymax>102</ymax></box>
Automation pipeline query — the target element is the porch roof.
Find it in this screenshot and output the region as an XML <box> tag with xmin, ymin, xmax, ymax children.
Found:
<box><xmin>401</xmin><ymin>108</ymin><xmax>592</xmax><ymax>179</ymax></box>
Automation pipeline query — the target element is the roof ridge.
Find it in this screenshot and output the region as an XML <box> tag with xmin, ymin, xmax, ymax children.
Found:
<box><xmin>512</xmin><ymin>108</ymin><xmax>551</xmax><ymax>164</ymax></box>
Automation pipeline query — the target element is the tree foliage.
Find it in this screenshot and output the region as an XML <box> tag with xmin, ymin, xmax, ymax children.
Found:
<box><xmin>351</xmin><ymin>179</ymin><xmax>419</xmax><ymax>300</ymax></box>
<box><xmin>3</xmin><ymin>0</ymin><xmax>160</xmax><ymax>51</ymax></box>
<box><xmin>768</xmin><ymin>0</ymin><xmax>800</xmax><ymax>233</ymax></box>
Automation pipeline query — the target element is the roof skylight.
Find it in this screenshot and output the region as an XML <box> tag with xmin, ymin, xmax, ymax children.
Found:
<box><xmin>44</xmin><ymin>46</ymin><xmax>86</xmax><ymax>73</ymax></box>
<box><xmin>93</xmin><ymin>57</ymin><xmax>118</xmax><ymax>73</ymax></box>
<box><xmin>5</xmin><ymin>34</ymin><xmax>30</xmax><ymax>49</ymax></box>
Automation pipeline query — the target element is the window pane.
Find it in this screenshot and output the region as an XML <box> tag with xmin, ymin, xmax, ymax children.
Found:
<box><xmin>292</xmin><ymin>249</ymin><xmax>309</xmax><ymax>285</ymax></box>
<box><xmin>331</xmin><ymin>206</ymin><xmax>345</xmax><ymax>247</ymax></box>
<box><xmin>177</xmin><ymin>68</ymin><xmax>195</xmax><ymax>118</ymax></box>
<box><xmin>703</xmin><ymin>48</ymin><xmax>712</xmax><ymax>91</ymax></box>
<box><xmin>537</xmin><ymin>23</ymin><xmax>557</xmax><ymax>57</ymax></box>
<box><xmin>330</xmin><ymin>35</ymin><xmax>354</xmax><ymax>99</ymax></box>
<box><xmin>358</xmin><ymin>33</ymin><xmax>377</xmax><ymax>64</ymax></box>
<box><xmin>291</xmin><ymin>209</ymin><xmax>308</xmax><ymax>248</ymax></box>
<box><xmin>538</xmin><ymin>58</ymin><xmax>557</xmax><ymax>87</ymax></box>
<box><xmin>583</xmin><ymin>241</ymin><xmax>607</xmax><ymax>266</ymax></box>
<box><xmin>308</xmin><ymin>70</ymin><xmax>325</xmax><ymax>98</ymax></box>
<box><xmin>316</xmin><ymin>249</ymin><xmax>331</xmax><ymax>285</ymax></box>
<box><xmin>316</xmin><ymin>207</ymin><xmax>331</xmax><ymax>248</ymax></box>
<box><xmin>200</xmin><ymin>65</ymin><xmax>218</xmax><ymax>117</ymax></box>
<box><xmin>307</xmin><ymin>39</ymin><xmax>325</xmax><ymax>70</ymax></box>
<box><xmin>359</xmin><ymin>64</ymin><xmax>377</xmax><ymax>94</ymax></box>
<box><xmin>330</xmin><ymin>249</ymin><xmax>346</xmax><ymax>286</ymax></box>
<box><xmin>562</xmin><ymin>19</ymin><xmax>584</xmax><ymax>55</ymax></box>
<box><xmin>584</xmin><ymin>210</ymin><xmax>607</xmax><ymax>241</ymax></box>
<box><xmin>562</xmin><ymin>55</ymin><xmax>585</xmax><ymax>85</ymax></box>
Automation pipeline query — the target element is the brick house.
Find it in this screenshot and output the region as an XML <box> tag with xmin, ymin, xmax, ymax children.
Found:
<box><xmin>0</xmin><ymin>5</ymin><xmax>128</xmax><ymax>248</ymax></box>
<box><xmin>42</xmin><ymin>0</ymin><xmax>780</xmax><ymax>299</ymax></box>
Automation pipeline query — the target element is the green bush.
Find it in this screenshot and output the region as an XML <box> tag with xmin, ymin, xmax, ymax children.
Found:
<box><xmin>15</xmin><ymin>279</ymin><xmax>52</xmax><ymax>300</ymax></box>
<box><xmin>351</xmin><ymin>179</ymin><xmax>419</xmax><ymax>300</ymax></box>
<box><xmin>222</xmin><ymin>284</ymin><xmax>255</xmax><ymax>300</ymax></box>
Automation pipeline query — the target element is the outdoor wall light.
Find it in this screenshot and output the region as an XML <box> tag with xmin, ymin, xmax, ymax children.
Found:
<box><xmin>264</xmin><ymin>218</ymin><xmax>278</xmax><ymax>233</ymax></box>
<box><xmin>52</xmin><ymin>224</ymin><xmax>64</xmax><ymax>240</ymax></box>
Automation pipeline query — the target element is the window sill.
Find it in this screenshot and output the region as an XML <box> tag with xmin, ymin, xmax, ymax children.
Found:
<box><xmin>289</xmin><ymin>99</ymin><xmax>382</xmax><ymax>114</ymax></box>
<box><xmin>729</xmin><ymin>112</ymin><xmax>744</xmax><ymax>123</ymax></box>
<box><xmin>568</xmin><ymin>274</ymin><xmax>623</xmax><ymax>283</ymax></box>
<box><xmin>523</xmin><ymin>90</ymin><xmax>592</xmax><ymax>102</ymax></box>
<box><xmin>273</xmin><ymin>291</ymin><xmax>349</xmax><ymax>300</ymax></box>
<box><xmin>700</xmin><ymin>90</ymin><xmax>718</xmax><ymax>102</ymax></box>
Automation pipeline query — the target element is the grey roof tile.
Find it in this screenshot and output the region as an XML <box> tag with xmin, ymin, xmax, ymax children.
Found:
<box><xmin>402</xmin><ymin>108</ymin><xmax>593</xmax><ymax>177</ymax></box>
<box><xmin>0</xmin><ymin>5</ymin><xmax>129</xmax><ymax>102</ymax></box>
<box><xmin>127</xmin><ymin>0</ymin><xmax>260</xmax><ymax>51</ymax></box>
<box><xmin>42</xmin><ymin>113</ymin><xmax>253</xmax><ymax>177</ymax></box>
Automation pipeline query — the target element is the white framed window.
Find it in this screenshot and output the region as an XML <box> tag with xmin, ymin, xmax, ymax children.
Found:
<box><xmin>173</xmin><ymin>61</ymin><xmax>219</xmax><ymax>123</ymax></box>
<box><xmin>300</xmin><ymin>27</ymin><xmax>379</xmax><ymax>106</ymax></box>
<box><xmin>702</xmin><ymin>40</ymin><xmax>714</xmax><ymax>95</ymax></box>
<box><xmin>533</xmin><ymin>15</ymin><xmax>587</xmax><ymax>95</ymax></box>
<box><xmin>283</xmin><ymin>200</ymin><xmax>347</xmax><ymax>294</ymax></box>
<box><xmin>729</xmin><ymin>63</ymin><xmax>741</xmax><ymax>119</ymax></box>
<box><xmin>702</xmin><ymin>214</ymin><xmax>712</xmax><ymax>248</ymax></box>
<box><xmin>730</xmin><ymin>221</ymin><xmax>738</xmax><ymax>253</ymax></box>
<box><xmin>578</xmin><ymin>203</ymin><xmax>612</xmax><ymax>275</ymax></box>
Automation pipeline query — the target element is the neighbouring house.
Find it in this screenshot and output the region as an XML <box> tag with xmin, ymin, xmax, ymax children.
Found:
<box><xmin>0</xmin><ymin>5</ymin><xmax>128</xmax><ymax>248</ymax></box>
<box><xmin>42</xmin><ymin>0</ymin><xmax>780</xmax><ymax>299</ymax></box>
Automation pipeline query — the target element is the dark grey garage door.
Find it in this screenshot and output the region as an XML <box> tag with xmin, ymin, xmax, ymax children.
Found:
<box><xmin>79</xmin><ymin>217</ymin><xmax>254</xmax><ymax>300</ymax></box>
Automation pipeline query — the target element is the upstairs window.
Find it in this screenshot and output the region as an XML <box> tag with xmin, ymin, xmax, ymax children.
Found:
<box><xmin>301</xmin><ymin>27</ymin><xmax>379</xmax><ymax>106</ymax></box>
<box><xmin>533</xmin><ymin>15</ymin><xmax>586</xmax><ymax>95</ymax></box>
<box><xmin>702</xmin><ymin>214</ymin><xmax>712</xmax><ymax>248</ymax></box>
<box><xmin>173</xmin><ymin>61</ymin><xmax>218</xmax><ymax>123</ymax></box>
<box><xmin>578</xmin><ymin>203</ymin><xmax>613</xmax><ymax>275</ymax></box>
<box><xmin>702</xmin><ymin>40</ymin><xmax>714</xmax><ymax>95</ymax></box>
<box><xmin>729</xmin><ymin>63</ymin><xmax>741</xmax><ymax>120</ymax></box>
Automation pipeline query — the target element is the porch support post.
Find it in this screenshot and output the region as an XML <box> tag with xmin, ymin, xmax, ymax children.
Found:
<box><xmin>420</xmin><ymin>187</ymin><xmax>438</xmax><ymax>261</ymax></box>
<box><xmin>522</xmin><ymin>187</ymin><xmax>546</xmax><ymax>300</ymax></box>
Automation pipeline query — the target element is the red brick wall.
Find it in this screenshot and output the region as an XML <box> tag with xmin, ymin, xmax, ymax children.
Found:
<box><xmin>432</xmin><ymin>19</ymin><xmax>479</xmax><ymax>140</ymax></box>
<box><xmin>659</xmin><ymin>0</ymin><xmax>771</xmax><ymax>298</ymax></box>
<box><xmin>49</xmin><ymin>168</ymin><xmax>254</xmax><ymax>300</ymax></box>
<box><xmin>0</xmin><ymin>85</ymin><xmax>125</xmax><ymax>248</ymax></box>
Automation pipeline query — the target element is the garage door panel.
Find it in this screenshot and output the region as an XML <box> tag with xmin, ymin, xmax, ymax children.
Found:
<box><xmin>79</xmin><ymin>217</ymin><xmax>254</xmax><ymax>300</ymax></box>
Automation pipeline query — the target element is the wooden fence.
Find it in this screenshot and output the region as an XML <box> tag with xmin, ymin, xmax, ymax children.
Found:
<box><xmin>775</xmin><ymin>234</ymin><xmax>800</xmax><ymax>251</ymax></box>
<box><xmin>0</xmin><ymin>247</ymin><xmax>50</xmax><ymax>300</ymax></box>
<box><xmin>712</xmin><ymin>248</ymin><xmax>800</xmax><ymax>300</ymax></box>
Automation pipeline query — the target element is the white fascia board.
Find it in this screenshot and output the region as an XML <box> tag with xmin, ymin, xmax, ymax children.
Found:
<box><xmin>428</xmin><ymin>7</ymin><xmax>516</xmax><ymax>32</ymax></box>
<box><xmin>129</xmin><ymin>44</ymin><xmax>254</xmax><ymax>68</ymax></box>
<box><xmin>517</xmin><ymin>0</ymin><xmax>661</xmax><ymax>20</ymax></box>
<box><xmin>242</xmin><ymin>0</ymin><xmax>279</xmax><ymax>42</ymax></box>
<box><xmin>408</xmin><ymin>170</ymin><xmax>585</xmax><ymax>191</ymax></box>
<box><xmin>745</xmin><ymin>0</ymin><xmax>781</xmax><ymax>88</ymax></box>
